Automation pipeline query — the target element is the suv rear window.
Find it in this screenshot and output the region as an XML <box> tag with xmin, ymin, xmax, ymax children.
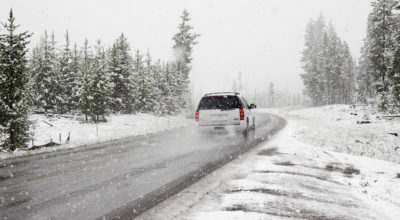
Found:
<box><xmin>198</xmin><ymin>96</ymin><xmax>242</xmax><ymax>110</ymax></box>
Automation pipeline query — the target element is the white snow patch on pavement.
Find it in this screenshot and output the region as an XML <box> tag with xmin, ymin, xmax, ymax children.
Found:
<box><xmin>138</xmin><ymin>106</ymin><xmax>400</xmax><ymax>220</ymax></box>
<box><xmin>0</xmin><ymin>113</ymin><xmax>194</xmax><ymax>159</ymax></box>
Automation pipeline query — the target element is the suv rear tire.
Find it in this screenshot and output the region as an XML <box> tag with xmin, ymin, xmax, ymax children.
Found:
<box><xmin>243</xmin><ymin>118</ymin><xmax>250</xmax><ymax>135</ymax></box>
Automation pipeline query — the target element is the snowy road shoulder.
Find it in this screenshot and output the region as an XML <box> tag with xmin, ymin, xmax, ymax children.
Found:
<box><xmin>285</xmin><ymin>105</ymin><xmax>400</xmax><ymax>164</ymax></box>
<box><xmin>138</xmin><ymin>118</ymin><xmax>400</xmax><ymax>220</ymax></box>
<box><xmin>0</xmin><ymin>113</ymin><xmax>194</xmax><ymax>160</ymax></box>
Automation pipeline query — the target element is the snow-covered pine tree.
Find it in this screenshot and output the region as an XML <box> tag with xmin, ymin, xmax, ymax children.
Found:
<box><xmin>329</xmin><ymin>24</ymin><xmax>355</xmax><ymax>105</ymax></box>
<box><xmin>388</xmin><ymin>5</ymin><xmax>400</xmax><ymax>112</ymax></box>
<box><xmin>132</xmin><ymin>50</ymin><xmax>145</xmax><ymax>113</ymax></box>
<box><xmin>357</xmin><ymin>42</ymin><xmax>375</xmax><ymax>103</ymax></box>
<box><xmin>156</xmin><ymin>62</ymin><xmax>169</xmax><ymax>115</ymax></box>
<box><xmin>161</xmin><ymin>62</ymin><xmax>180</xmax><ymax>114</ymax></box>
<box><xmin>58</xmin><ymin>31</ymin><xmax>76</xmax><ymax>113</ymax></box>
<box><xmin>27</xmin><ymin>46</ymin><xmax>41</xmax><ymax>108</ymax></box>
<box><xmin>151</xmin><ymin>59</ymin><xmax>164</xmax><ymax>115</ymax></box>
<box><xmin>143</xmin><ymin>51</ymin><xmax>160</xmax><ymax>113</ymax></box>
<box><xmin>78</xmin><ymin>39</ymin><xmax>92</xmax><ymax>122</ymax></box>
<box><xmin>321</xmin><ymin>28</ymin><xmax>331</xmax><ymax>104</ymax></box>
<box><xmin>0</xmin><ymin>9</ymin><xmax>32</xmax><ymax>150</ymax></box>
<box><xmin>157</xmin><ymin>62</ymin><xmax>167</xmax><ymax>114</ymax></box>
<box><xmin>89</xmin><ymin>40</ymin><xmax>111</xmax><ymax>122</ymax></box>
<box><xmin>325</xmin><ymin>23</ymin><xmax>343</xmax><ymax>104</ymax></box>
<box><xmin>133</xmin><ymin>50</ymin><xmax>157</xmax><ymax>113</ymax></box>
<box><xmin>69</xmin><ymin>42</ymin><xmax>81</xmax><ymax>112</ymax></box>
<box><xmin>108</xmin><ymin>33</ymin><xmax>134</xmax><ymax>113</ymax></box>
<box><xmin>363</xmin><ymin>0</ymin><xmax>397</xmax><ymax>111</ymax></box>
<box><xmin>391</xmin><ymin>45</ymin><xmax>400</xmax><ymax>111</ymax></box>
<box><xmin>341</xmin><ymin>43</ymin><xmax>356</xmax><ymax>104</ymax></box>
<box><xmin>48</xmin><ymin>32</ymin><xmax>67</xmax><ymax>114</ymax></box>
<box><xmin>117</xmin><ymin>35</ymin><xmax>134</xmax><ymax>114</ymax></box>
<box><xmin>107</xmin><ymin>43</ymin><xmax>119</xmax><ymax>113</ymax></box>
<box><xmin>301</xmin><ymin>15</ymin><xmax>326</xmax><ymax>106</ymax></box>
<box><xmin>33</xmin><ymin>31</ymin><xmax>58</xmax><ymax>113</ymax></box>
<box><xmin>172</xmin><ymin>9</ymin><xmax>200</xmax><ymax>111</ymax></box>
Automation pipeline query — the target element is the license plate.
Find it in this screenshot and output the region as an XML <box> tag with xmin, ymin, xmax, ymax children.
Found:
<box><xmin>210</xmin><ymin>114</ymin><xmax>228</xmax><ymax>117</ymax></box>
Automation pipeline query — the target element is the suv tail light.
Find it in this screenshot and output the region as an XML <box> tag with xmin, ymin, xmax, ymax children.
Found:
<box><xmin>239</xmin><ymin>108</ymin><xmax>244</xmax><ymax>120</ymax></box>
<box><xmin>195</xmin><ymin>110</ymin><xmax>199</xmax><ymax>121</ymax></box>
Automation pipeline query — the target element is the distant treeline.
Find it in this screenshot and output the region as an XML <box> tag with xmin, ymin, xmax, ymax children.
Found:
<box><xmin>28</xmin><ymin>9</ymin><xmax>199</xmax><ymax>121</ymax></box>
<box><xmin>231</xmin><ymin>73</ymin><xmax>310</xmax><ymax>108</ymax></box>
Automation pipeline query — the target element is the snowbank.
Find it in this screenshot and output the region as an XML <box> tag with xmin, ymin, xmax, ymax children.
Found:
<box><xmin>286</xmin><ymin>104</ymin><xmax>400</xmax><ymax>163</ymax></box>
<box><xmin>0</xmin><ymin>113</ymin><xmax>194</xmax><ymax>160</ymax></box>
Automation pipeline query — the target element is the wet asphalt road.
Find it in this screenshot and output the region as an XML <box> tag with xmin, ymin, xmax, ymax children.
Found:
<box><xmin>0</xmin><ymin>112</ymin><xmax>286</xmax><ymax>219</ymax></box>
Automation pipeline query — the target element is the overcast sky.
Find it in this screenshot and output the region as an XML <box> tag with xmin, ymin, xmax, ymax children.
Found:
<box><xmin>1</xmin><ymin>0</ymin><xmax>372</xmax><ymax>100</ymax></box>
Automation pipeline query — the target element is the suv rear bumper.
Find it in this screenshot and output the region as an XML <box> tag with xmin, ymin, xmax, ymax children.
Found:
<box><xmin>198</xmin><ymin>120</ymin><xmax>245</xmax><ymax>128</ymax></box>
<box><xmin>197</xmin><ymin>124</ymin><xmax>248</xmax><ymax>134</ymax></box>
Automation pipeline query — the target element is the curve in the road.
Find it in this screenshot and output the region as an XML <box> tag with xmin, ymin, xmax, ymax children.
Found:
<box><xmin>0</xmin><ymin>112</ymin><xmax>286</xmax><ymax>220</ymax></box>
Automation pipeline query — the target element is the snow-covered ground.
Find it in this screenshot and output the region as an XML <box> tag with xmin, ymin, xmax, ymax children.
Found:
<box><xmin>0</xmin><ymin>113</ymin><xmax>194</xmax><ymax>160</ymax></box>
<box><xmin>285</xmin><ymin>104</ymin><xmax>400</xmax><ymax>163</ymax></box>
<box><xmin>138</xmin><ymin>106</ymin><xmax>400</xmax><ymax>220</ymax></box>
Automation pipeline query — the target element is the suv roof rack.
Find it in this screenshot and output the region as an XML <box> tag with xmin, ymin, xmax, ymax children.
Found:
<box><xmin>204</xmin><ymin>92</ymin><xmax>240</xmax><ymax>96</ymax></box>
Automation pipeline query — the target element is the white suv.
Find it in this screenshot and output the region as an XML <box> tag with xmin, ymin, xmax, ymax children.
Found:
<box><xmin>195</xmin><ymin>92</ymin><xmax>256</xmax><ymax>131</ymax></box>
